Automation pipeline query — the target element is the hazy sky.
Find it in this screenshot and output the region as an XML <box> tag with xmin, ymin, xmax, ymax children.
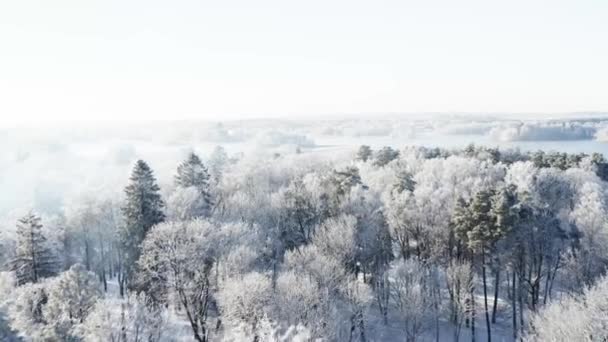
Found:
<box><xmin>1</xmin><ymin>0</ymin><xmax>607</xmax><ymax>125</ymax></box>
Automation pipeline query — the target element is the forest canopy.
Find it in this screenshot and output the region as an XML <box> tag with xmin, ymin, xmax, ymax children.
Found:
<box><xmin>1</xmin><ymin>144</ymin><xmax>607</xmax><ymax>341</ymax></box>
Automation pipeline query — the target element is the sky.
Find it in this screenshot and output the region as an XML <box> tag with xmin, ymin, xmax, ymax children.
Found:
<box><xmin>1</xmin><ymin>0</ymin><xmax>607</xmax><ymax>126</ymax></box>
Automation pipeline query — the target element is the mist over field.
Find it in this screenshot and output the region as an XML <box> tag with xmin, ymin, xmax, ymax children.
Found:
<box><xmin>2</xmin><ymin>113</ymin><xmax>608</xmax><ymax>219</ymax></box>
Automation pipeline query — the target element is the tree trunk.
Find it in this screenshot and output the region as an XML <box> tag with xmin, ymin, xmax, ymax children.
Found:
<box><xmin>545</xmin><ymin>253</ymin><xmax>560</xmax><ymax>304</ymax></box>
<box><xmin>358</xmin><ymin>310</ymin><xmax>366</xmax><ymax>342</ymax></box>
<box><xmin>491</xmin><ymin>268</ymin><xmax>499</xmax><ymax>324</ymax></box>
<box><xmin>433</xmin><ymin>268</ymin><xmax>440</xmax><ymax>342</ymax></box>
<box><xmin>518</xmin><ymin>266</ymin><xmax>525</xmax><ymax>341</ymax></box>
<box><xmin>471</xmin><ymin>283</ymin><xmax>476</xmax><ymax>342</ymax></box>
<box><xmin>482</xmin><ymin>252</ymin><xmax>491</xmax><ymax>342</ymax></box>
<box><xmin>121</xmin><ymin>303</ymin><xmax>128</xmax><ymax>342</ymax></box>
<box><xmin>375</xmin><ymin>274</ymin><xmax>389</xmax><ymax>325</ymax></box>
<box><xmin>349</xmin><ymin>314</ymin><xmax>355</xmax><ymax>342</ymax></box>
<box><xmin>119</xmin><ymin>270</ymin><xmax>125</xmax><ymax>298</ymax></box>
<box><xmin>85</xmin><ymin>238</ymin><xmax>91</xmax><ymax>271</ymax></box>
<box><xmin>252</xmin><ymin>320</ymin><xmax>259</xmax><ymax>342</ymax></box>
<box><xmin>511</xmin><ymin>270</ymin><xmax>517</xmax><ymax>341</ymax></box>
<box><xmin>30</xmin><ymin>229</ymin><xmax>39</xmax><ymax>283</ymax></box>
<box><xmin>102</xmin><ymin>269</ymin><xmax>107</xmax><ymax>292</ymax></box>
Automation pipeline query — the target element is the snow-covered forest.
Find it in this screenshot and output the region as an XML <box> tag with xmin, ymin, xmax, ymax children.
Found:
<box><xmin>2</xmin><ymin>141</ymin><xmax>608</xmax><ymax>341</ymax></box>
<box><xmin>4</xmin><ymin>0</ymin><xmax>608</xmax><ymax>339</ymax></box>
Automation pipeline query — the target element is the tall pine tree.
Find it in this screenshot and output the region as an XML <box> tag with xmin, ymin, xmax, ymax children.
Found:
<box><xmin>11</xmin><ymin>213</ymin><xmax>58</xmax><ymax>285</ymax></box>
<box><xmin>454</xmin><ymin>188</ymin><xmax>514</xmax><ymax>342</ymax></box>
<box><xmin>120</xmin><ymin>160</ymin><xmax>165</xmax><ymax>289</ymax></box>
<box><xmin>175</xmin><ymin>152</ymin><xmax>213</xmax><ymax>216</ymax></box>
<box><xmin>489</xmin><ymin>184</ymin><xmax>519</xmax><ymax>324</ymax></box>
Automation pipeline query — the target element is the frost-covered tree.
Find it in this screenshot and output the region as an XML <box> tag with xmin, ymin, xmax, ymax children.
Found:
<box><xmin>7</xmin><ymin>264</ymin><xmax>100</xmax><ymax>341</ymax></box>
<box><xmin>283</xmin><ymin>245</ymin><xmax>349</xmax><ymax>299</ymax></box>
<box><xmin>217</xmin><ymin>272</ymin><xmax>272</xmax><ymax>341</ymax></box>
<box><xmin>0</xmin><ymin>231</ymin><xmax>16</xmax><ymax>273</ymax></box>
<box><xmin>393</xmin><ymin>169</ymin><xmax>416</xmax><ymax>194</ymax></box>
<box><xmin>120</xmin><ymin>160</ymin><xmax>165</xmax><ymax>290</ymax></box>
<box><xmin>327</xmin><ymin>166</ymin><xmax>365</xmax><ymax>201</ymax></box>
<box><xmin>373</xmin><ymin>146</ymin><xmax>399</xmax><ymax>167</ymax></box>
<box><xmin>567</xmin><ymin>182</ymin><xmax>608</xmax><ymax>288</ymax></box>
<box><xmin>356</xmin><ymin>145</ymin><xmax>373</xmax><ymax>162</ymax></box>
<box><xmin>273</xmin><ymin>270</ymin><xmax>324</xmax><ymax>334</ymax></box>
<box><xmin>212</xmin><ymin>222</ymin><xmax>262</xmax><ymax>283</ymax></box>
<box><xmin>338</xmin><ymin>186</ymin><xmax>393</xmax><ymax>321</ymax></box>
<box><xmin>174</xmin><ymin>152</ymin><xmax>213</xmax><ymax>217</ymax></box>
<box><xmin>312</xmin><ymin>214</ymin><xmax>358</xmax><ymax>273</ymax></box>
<box><xmin>167</xmin><ymin>186</ymin><xmax>211</xmax><ymax>221</ymax></box>
<box><xmin>61</xmin><ymin>197</ymin><xmax>119</xmax><ymax>291</ymax></box>
<box><xmin>45</xmin><ymin>213</ymin><xmax>74</xmax><ymax>272</ymax></box>
<box><xmin>94</xmin><ymin>200</ymin><xmax>122</xmax><ymax>292</ymax></box>
<box><xmin>488</xmin><ymin>184</ymin><xmax>519</xmax><ymax>322</ymax></box>
<box><xmin>65</xmin><ymin>201</ymin><xmax>97</xmax><ymax>272</ymax></box>
<box><xmin>43</xmin><ymin>264</ymin><xmax>101</xmax><ymax>340</ymax></box>
<box><xmin>82</xmin><ymin>294</ymin><xmax>166</xmax><ymax>342</ymax></box>
<box><xmin>209</xmin><ymin>146</ymin><xmax>229</xmax><ymax>185</ymax></box>
<box><xmin>281</xmin><ymin>244</ymin><xmax>368</xmax><ymax>340</ymax></box>
<box><xmin>450</xmin><ymin>197</ymin><xmax>472</xmax><ymax>258</ymax></box>
<box><xmin>11</xmin><ymin>213</ymin><xmax>58</xmax><ymax>285</ymax></box>
<box><xmin>0</xmin><ymin>272</ymin><xmax>19</xmax><ymax>341</ymax></box>
<box><xmin>223</xmin><ymin>314</ymin><xmax>311</xmax><ymax>342</ymax></box>
<box><xmin>386</xmin><ymin>192</ymin><xmax>415</xmax><ymax>260</ymax></box>
<box><xmin>389</xmin><ymin>259</ymin><xmax>432</xmax><ymax>342</ymax></box>
<box><xmin>273</xmin><ymin>267</ymin><xmax>371</xmax><ymax>340</ymax></box>
<box><xmin>138</xmin><ymin>220</ymin><xmax>216</xmax><ymax>342</ymax></box>
<box><xmin>386</xmin><ymin>191</ymin><xmax>431</xmax><ymax>261</ymax></box>
<box><xmin>454</xmin><ymin>187</ymin><xmax>512</xmax><ymax>342</ymax></box>
<box><xmin>7</xmin><ymin>281</ymin><xmax>49</xmax><ymax>340</ymax></box>
<box><xmin>340</xmin><ymin>278</ymin><xmax>372</xmax><ymax>342</ymax></box>
<box><xmin>446</xmin><ymin>261</ymin><xmax>474</xmax><ymax>342</ymax></box>
<box><xmin>527</xmin><ymin>275</ymin><xmax>608</xmax><ymax>341</ymax></box>
<box><xmin>275</xmin><ymin>178</ymin><xmax>319</xmax><ymax>249</ymax></box>
<box><xmin>175</xmin><ymin>152</ymin><xmax>211</xmax><ymax>190</ymax></box>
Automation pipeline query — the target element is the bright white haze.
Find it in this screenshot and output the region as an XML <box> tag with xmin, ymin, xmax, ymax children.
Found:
<box><xmin>1</xmin><ymin>0</ymin><xmax>608</xmax><ymax>126</ymax></box>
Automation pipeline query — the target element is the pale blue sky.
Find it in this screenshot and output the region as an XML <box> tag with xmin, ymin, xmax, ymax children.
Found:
<box><xmin>1</xmin><ymin>0</ymin><xmax>607</xmax><ymax>124</ymax></box>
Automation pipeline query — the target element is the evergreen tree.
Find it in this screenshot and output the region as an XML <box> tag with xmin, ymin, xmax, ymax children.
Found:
<box><xmin>120</xmin><ymin>160</ymin><xmax>165</xmax><ymax>288</ymax></box>
<box><xmin>469</xmin><ymin>190</ymin><xmax>497</xmax><ymax>342</ymax></box>
<box><xmin>356</xmin><ymin>145</ymin><xmax>373</xmax><ymax>162</ymax></box>
<box><xmin>590</xmin><ymin>152</ymin><xmax>608</xmax><ymax>181</ymax></box>
<box><xmin>489</xmin><ymin>184</ymin><xmax>519</xmax><ymax>323</ymax></box>
<box><xmin>454</xmin><ymin>188</ymin><xmax>516</xmax><ymax>342</ymax></box>
<box><xmin>465</xmin><ymin>189</ymin><xmax>497</xmax><ymax>253</ymax></box>
<box><xmin>11</xmin><ymin>213</ymin><xmax>58</xmax><ymax>285</ymax></box>
<box><xmin>491</xmin><ymin>185</ymin><xmax>519</xmax><ymax>239</ymax></box>
<box><xmin>321</xmin><ymin>166</ymin><xmax>367</xmax><ymax>218</ymax></box>
<box><xmin>331</xmin><ymin>166</ymin><xmax>364</xmax><ymax>198</ymax></box>
<box><xmin>280</xmin><ymin>178</ymin><xmax>319</xmax><ymax>249</ymax></box>
<box><xmin>393</xmin><ymin>169</ymin><xmax>416</xmax><ymax>194</ymax></box>
<box><xmin>463</xmin><ymin>143</ymin><xmax>477</xmax><ymax>157</ymax></box>
<box><xmin>450</xmin><ymin>197</ymin><xmax>472</xmax><ymax>260</ymax></box>
<box><xmin>373</xmin><ymin>146</ymin><xmax>399</xmax><ymax>167</ymax></box>
<box><xmin>531</xmin><ymin>150</ymin><xmax>547</xmax><ymax>168</ymax></box>
<box><xmin>174</xmin><ymin>152</ymin><xmax>213</xmax><ymax>216</ymax></box>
